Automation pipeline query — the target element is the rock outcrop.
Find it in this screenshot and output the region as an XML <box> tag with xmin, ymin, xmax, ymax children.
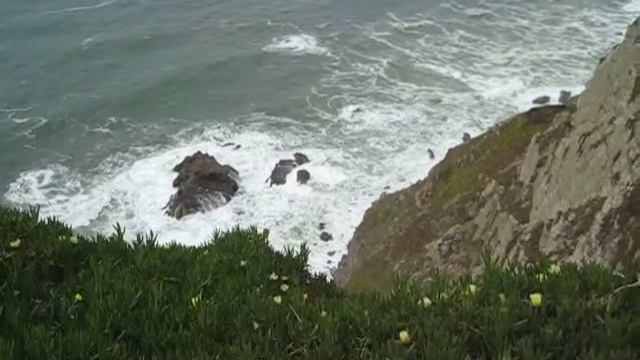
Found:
<box><xmin>164</xmin><ymin>151</ymin><xmax>239</xmax><ymax>219</ymax></box>
<box><xmin>267</xmin><ymin>153</ymin><xmax>310</xmax><ymax>186</ymax></box>
<box><xmin>335</xmin><ymin>18</ymin><xmax>640</xmax><ymax>292</ymax></box>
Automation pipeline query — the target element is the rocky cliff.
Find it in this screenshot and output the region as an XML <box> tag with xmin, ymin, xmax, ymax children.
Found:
<box><xmin>335</xmin><ymin>18</ymin><xmax>640</xmax><ymax>292</ymax></box>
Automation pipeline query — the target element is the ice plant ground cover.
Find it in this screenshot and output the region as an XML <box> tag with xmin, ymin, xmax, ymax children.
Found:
<box><xmin>0</xmin><ymin>207</ymin><xmax>639</xmax><ymax>359</ymax></box>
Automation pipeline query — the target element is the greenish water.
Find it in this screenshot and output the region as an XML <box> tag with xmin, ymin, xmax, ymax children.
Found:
<box><xmin>1</xmin><ymin>0</ymin><xmax>638</xmax><ymax>272</ymax></box>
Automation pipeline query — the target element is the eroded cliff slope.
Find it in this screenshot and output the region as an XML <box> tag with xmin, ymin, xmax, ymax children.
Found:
<box><xmin>335</xmin><ymin>18</ymin><xmax>640</xmax><ymax>292</ymax></box>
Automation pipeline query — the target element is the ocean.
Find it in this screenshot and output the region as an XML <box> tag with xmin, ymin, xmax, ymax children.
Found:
<box><xmin>2</xmin><ymin>0</ymin><xmax>639</xmax><ymax>273</ymax></box>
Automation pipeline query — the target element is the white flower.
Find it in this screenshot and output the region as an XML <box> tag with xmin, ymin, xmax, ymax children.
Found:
<box><xmin>69</xmin><ymin>235</ymin><xmax>79</xmax><ymax>245</ymax></box>
<box><xmin>190</xmin><ymin>295</ymin><xmax>201</xmax><ymax>308</ymax></box>
<box><xmin>398</xmin><ymin>330</ymin><xmax>411</xmax><ymax>345</ymax></box>
<box><xmin>280</xmin><ymin>284</ymin><xmax>289</xmax><ymax>292</ymax></box>
<box><xmin>253</xmin><ymin>321</ymin><xmax>260</xmax><ymax>330</ymax></box>
<box><xmin>273</xmin><ymin>295</ymin><xmax>283</xmax><ymax>304</ymax></box>
<box><xmin>467</xmin><ymin>284</ymin><xmax>478</xmax><ymax>295</ymax></box>
<box><xmin>320</xmin><ymin>310</ymin><xmax>327</xmax><ymax>318</ymax></box>
<box><xmin>548</xmin><ymin>264</ymin><xmax>561</xmax><ymax>275</ymax></box>
<box><xmin>9</xmin><ymin>239</ymin><xmax>21</xmax><ymax>249</ymax></box>
<box><xmin>240</xmin><ymin>260</ymin><xmax>247</xmax><ymax>267</ymax></box>
<box><xmin>418</xmin><ymin>296</ymin><xmax>432</xmax><ymax>307</ymax></box>
<box><xmin>269</xmin><ymin>273</ymin><xmax>279</xmax><ymax>281</ymax></box>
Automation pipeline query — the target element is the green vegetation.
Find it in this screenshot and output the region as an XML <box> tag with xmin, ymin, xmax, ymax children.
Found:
<box><xmin>1</xmin><ymin>206</ymin><xmax>639</xmax><ymax>359</ymax></box>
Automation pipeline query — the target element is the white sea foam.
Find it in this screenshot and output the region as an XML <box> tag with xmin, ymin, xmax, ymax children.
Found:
<box><xmin>263</xmin><ymin>34</ymin><xmax>329</xmax><ymax>56</ymax></box>
<box><xmin>44</xmin><ymin>0</ymin><xmax>119</xmax><ymax>15</ymax></box>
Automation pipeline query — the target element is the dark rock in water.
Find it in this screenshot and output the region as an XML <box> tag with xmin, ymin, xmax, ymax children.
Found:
<box><xmin>320</xmin><ymin>231</ymin><xmax>333</xmax><ymax>241</ymax></box>
<box><xmin>462</xmin><ymin>132</ymin><xmax>471</xmax><ymax>143</ymax></box>
<box><xmin>327</xmin><ymin>251</ymin><xmax>336</xmax><ymax>256</ymax></box>
<box><xmin>294</xmin><ymin>152</ymin><xmax>310</xmax><ymax>165</ymax></box>
<box><xmin>164</xmin><ymin>151</ymin><xmax>239</xmax><ymax>219</ymax></box>
<box><xmin>428</xmin><ymin>148</ymin><xmax>435</xmax><ymax>160</ymax></box>
<box><xmin>319</xmin><ymin>222</ymin><xmax>326</xmax><ymax>230</ymax></box>
<box><xmin>558</xmin><ymin>90</ymin><xmax>572</xmax><ymax>105</ymax></box>
<box><xmin>532</xmin><ymin>95</ymin><xmax>551</xmax><ymax>105</ymax></box>
<box><xmin>267</xmin><ymin>153</ymin><xmax>311</xmax><ymax>186</ymax></box>
<box><xmin>297</xmin><ymin>169</ymin><xmax>311</xmax><ymax>184</ymax></box>
<box><xmin>268</xmin><ymin>159</ymin><xmax>297</xmax><ymax>186</ymax></box>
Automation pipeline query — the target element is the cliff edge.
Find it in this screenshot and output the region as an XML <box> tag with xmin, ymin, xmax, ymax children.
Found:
<box><xmin>335</xmin><ymin>18</ymin><xmax>640</xmax><ymax>292</ymax></box>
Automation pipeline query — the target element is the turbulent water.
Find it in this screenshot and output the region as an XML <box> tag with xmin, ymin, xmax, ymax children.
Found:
<box><xmin>2</xmin><ymin>0</ymin><xmax>639</xmax><ymax>273</ymax></box>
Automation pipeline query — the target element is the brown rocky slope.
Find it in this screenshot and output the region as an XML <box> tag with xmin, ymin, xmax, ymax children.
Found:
<box><xmin>335</xmin><ymin>18</ymin><xmax>640</xmax><ymax>292</ymax></box>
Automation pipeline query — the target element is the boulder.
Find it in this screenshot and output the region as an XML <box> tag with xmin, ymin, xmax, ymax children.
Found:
<box><xmin>462</xmin><ymin>132</ymin><xmax>471</xmax><ymax>143</ymax></box>
<box><xmin>532</xmin><ymin>95</ymin><xmax>551</xmax><ymax>105</ymax></box>
<box><xmin>164</xmin><ymin>151</ymin><xmax>239</xmax><ymax>219</ymax></box>
<box><xmin>428</xmin><ymin>148</ymin><xmax>435</xmax><ymax>160</ymax></box>
<box><xmin>297</xmin><ymin>169</ymin><xmax>311</xmax><ymax>184</ymax></box>
<box><xmin>294</xmin><ymin>152</ymin><xmax>310</xmax><ymax>165</ymax></box>
<box><xmin>558</xmin><ymin>90</ymin><xmax>572</xmax><ymax>105</ymax></box>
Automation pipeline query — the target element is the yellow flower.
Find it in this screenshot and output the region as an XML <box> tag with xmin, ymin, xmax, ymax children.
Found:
<box><xmin>280</xmin><ymin>284</ymin><xmax>289</xmax><ymax>292</ymax></box>
<box><xmin>418</xmin><ymin>296</ymin><xmax>432</xmax><ymax>307</ymax></box>
<box><xmin>273</xmin><ymin>295</ymin><xmax>282</xmax><ymax>304</ymax></box>
<box><xmin>320</xmin><ymin>310</ymin><xmax>327</xmax><ymax>318</ymax></box>
<box><xmin>548</xmin><ymin>264</ymin><xmax>561</xmax><ymax>275</ymax></box>
<box><xmin>69</xmin><ymin>235</ymin><xmax>79</xmax><ymax>245</ymax></box>
<box><xmin>398</xmin><ymin>330</ymin><xmax>411</xmax><ymax>345</ymax></box>
<box><xmin>190</xmin><ymin>295</ymin><xmax>201</xmax><ymax>308</ymax></box>
<box><xmin>269</xmin><ymin>273</ymin><xmax>279</xmax><ymax>281</ymax></box>
<box><xmin>74</xmin><ymin>293</ymin><xmax>84</xmax><ymax>302</ymax></box>
<box><xmin>9</xmin><ymin>239</ymin><xmax>21</xmax><ymax>249</ymax></box>
<box><xmin>467</xmin><ymin>284</ymin><xmax>478</xmax><ymax>295</ymax></box>
<box><xmin>240</xmin><ymin>260</ymin><xmax>247</xmax><ymax>267</ymax></box>
<box><xmin>536</xmin><ymin>273</ymin><xmax>547</xmax><ymax>282</ymax></box>
<box><xmin>529</xmin><ymin>293</ymin><xmax>543</xmax><ymax>307</ymax></box>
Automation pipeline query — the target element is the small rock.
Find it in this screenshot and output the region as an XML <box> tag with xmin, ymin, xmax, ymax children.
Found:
<box><xmin>319</xmin><ymin>222</ymin><xmax>326</xmax><ymax>230</ymax></box>
<box><xmin>327</xmin><ymin>251</ymin><xmax>336</xmax><ymax>256</ymax></box>
<box><xmin>294</xmin><ymin>153</ymin><xmax>310</xmax><ymax>165</ymax></box>
<box><xmin>427</xmin><ymin>148</ymin><xmax>435</xmax><ymax>159</ymax></box>
<box><xmin>558</xmin><ymin>90</ymin><xmax>572</xmax><ymax>105</ymax></box>
<box><xmin>320</xmin><ymin>231</ymin><xmax>333</xmax><ymax>242</ymax></box>
<box><xmin>532</xmin><ymin>95</ymin><xmax>551</xmax><ymax>105</ymax></box>
<box><xmin>462</xmin><ymin>132</ymin><xmax>471</xmax><ymax>143</ymax></box>
<box><xmin>296</xmin><ymin>169</ymin><xmax>311</xmax><ymax>184</ymax></box>
<box><xmin>384</xmin><ymin>186</ymin><xmax>391</xmax><ymax>190</ymax></box>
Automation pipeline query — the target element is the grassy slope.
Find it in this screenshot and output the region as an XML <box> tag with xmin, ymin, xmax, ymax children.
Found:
<box><xmin>0</xmin><ymin>207</ymin><xmax>639</xmax><ymax>359</ymax></box>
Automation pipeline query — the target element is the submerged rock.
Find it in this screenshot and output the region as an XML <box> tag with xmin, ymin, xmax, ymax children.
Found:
<box><xmin>320</xmin><ymin>232</ymin><xmax>333</xmax><ymax>242</ymax></box>
<box><xmin>428</xmin><ymin>148</ymin><xmax>435</xmax><ymax>160</ymax></box>
<box><xmin>462</xmin><ymin>132</ymin><xmax>471</xmax><ymax>143</ymax></box>
<box><xmin>164</xmin><ymin>151</ymin><xmax>239</xmax><ymax>219</ymax></box>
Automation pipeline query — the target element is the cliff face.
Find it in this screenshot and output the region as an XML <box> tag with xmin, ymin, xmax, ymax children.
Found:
<box><xmin>335</xmin><ymin>18</ymin><xmax>640</xmax><ymax>292</ymax></box>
